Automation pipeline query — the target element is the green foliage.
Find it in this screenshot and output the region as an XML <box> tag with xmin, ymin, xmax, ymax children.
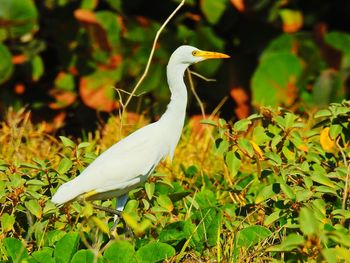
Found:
<box><xmin>1</xmin><ymin>101</ymin><xmax>350</xmax><ymax>261</ymax></box>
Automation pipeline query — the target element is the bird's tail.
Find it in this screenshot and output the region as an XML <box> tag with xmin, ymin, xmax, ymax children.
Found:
<box><xmin>51</xmin><ymin>181</ymin><xmax>83</xmax><ymax>205</ymax></box>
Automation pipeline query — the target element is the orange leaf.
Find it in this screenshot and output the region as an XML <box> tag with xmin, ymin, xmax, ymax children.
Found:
<box><xmin>12</xmin><ymin>54</ymin><xmax>27</xmax><ymax>64</ymax></box>
<box><xmin>43</xmin><ymin>112</ymin><xmax>66</xmax><ymax>133</ymax></box>
<box><xmin>49</xmin><ymin>90</ymin><xmax>77</xmax><ymax>110</ymax></box>
<box><xmin>79</xmin><ymin>77</ymin><xmax>118</xmax><ymax>112</ymax></box>
<box><xmin>320</xmin><ymin>127</ymin><xmax>335</xmax><ymax>152</ymax></box>
<box><xmin>230</xmin><ymin>87</ymin><xmax>250</xmax><ymax>119</ymax></box>
<box><xmin>74</xmin><ymin>9</ymin><xmax>111</xmax><ymax>51</ymax></box>
<box><xmin>74</xmin><ymin>9</ymin><xmax>97</xmax><ymax>23</ymax></box>
<box><xmin>280</xmin><ymin>9</ymin><xmax>303</xmax><ymax>33</ymax></box>
<box><xmin>230</xmin><ymin>0</ymin><xmax>245</xmax><ymax>12</ymax></box>
<box><xmin>14</xmin><ymin>83</ymin><xmax>25</xmax><ymax>95</ymax></box>
<box><xmin>189</xmin><ymin>115</ymin><xmax>218</xmax><ymax>137</ymax></box>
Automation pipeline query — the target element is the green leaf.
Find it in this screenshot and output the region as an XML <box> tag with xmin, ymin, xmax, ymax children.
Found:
<box><xmin>135</xmin><ymin>242</ymin><xmax>175</xmax><ymax>263</ymax></box>
<box><xmin>328</xmin><ymin>231</ymin><xmax>350</xmax><ymax>247</ymax></box>
<box><xmin>3</xmin><ymin>237</ymin><xmax>29</xmax><ymax>262</ymax></box>
<box><xmin>0</xmin><ymin>43</ymin><xmax>14</xmax><ymax>84</ymax></box>
<box><xmin>31</xmin><ymin>55</ymin><xmax>44</xmax><ymax>81</ymax></box>
<box><xmin>159</xmin><ymin>221</ymin><xmax>187</xmax><ymax>246</ymax></box>
<box><xmin>206</xmin><ymin>209</ymin><xmax>223</xmax><ymax>246</ymax></box>
<box><xmin>0</xmin><ymin>0</ymin><xmax>38</xmax><ymax>38</ymax></box>
<box><xmin>157</xmin><ymin>194</ymin><xmax>173</xmax><ymax>212</ymax></box>
<box><xmin>252</xmin><ymin>53</ymin><xmax>302</xmax><ymax>106</ymax></box>
<box><xmin>265</xmin><ymin>152</ymin><xmax>282</xmax><ymax>166</ymax></box>
<box><xmin>255</xmin><ymin>183</ymin><xmax>280</xmax><ymax>204</ymax></box>
<box><xmin>213</xmin><ymin>139</ymin><xmax>229</xmax><ymax>155</ymax></box>
<box><xmin>237</xmin><ymin>226</ymin><xmax>272</xmax><ymax>248</ymax></box>
<box><xmin>233</xmin><ymin>119</ymin><xmax>251</xmax><ymax>132</ymax></box>
<box><xmin>54</xmin><ymin>233</ymin><xmax>80</xmax><ymax>263</ymax></box>
<box><xmin>267</xmin><ymin>233</ymin><xmax>304</xmax><ymax>251</ymax></box>
<box><xmin>104</xmin><ymin>0</ymin><xmax>122</xmax><ymax>12</ymax></box>
<box><xmin>329</xmin><ymin>124</ymin><xmax>342</xmax><ymax>140</ymax></box>
<box><xmin>310</xmin><ymin>172</ymin><xmax>337</xmax><ymax>188</ymax></box>
<box><xmin>95</xmin><ymin>11</ymin><xmax>121</xmax><ymax>47</ymax></box>
<box><xmin>57</xmin><ymin>158</ymin><xmax>72</xmax><ymax>175</ymax></box>
<box><xmin>78</xmin><ymin>142</ymin><xmax>91</xmax><ymax>149</ymax></box>
<box><xmin>200</xmin><ymin>0</ymin><xmax>226</xmax><ymax>24</ymax></box>
<box><xmin>145</xmin><ymin>182</ymin><xmax>155</xmax><ymax>200</ymax></box>
<box><xmin>32</xmin><ymin>247</ymin><xmax>54</xmax><ymax>263</ymax></box>
<box><xmin>54</xmin><ymin>72</ymin><xmax>75</xmax><ymax>91</ymax></box>
<box><xmin>25</xmin><ymin>199</ymin><xmax>42</xmax><ymax>218</ymax></box>
<box><xmin>59</xmin><ymin>136</ymin><xmax>76</xmax><ymax>148</ymax></box>
<box><xmin>71</xmin><ymin>250</ymin><xmax>95</xmax><ymax>263</ymax></box>
<box><xmin>1</xmin><ymin>212</ymin><xmax>15</xmax><ymax>232</ymax></box>
<box><xmin>264</xmin><ymin>210</ymin><xmax>282</xmax><ymax>226</ymax></box>
<box><xmin>225</xmin><ymin>151</ymin><xmax>241</xmax><ymax>177</ymax></box>
<box><xmin>299</xmin><ymin>207</ymin><xmax>320</xmax><ymax>235</ymax></box>
<box><xmin>195</xmin><ymin>189</ymin><xmax>217</xmax><ymax>208</ymax></box>
<box><xmin>237</xmin><ymin>138</ymin><xmax>254</xmax><ymax>158</ymax></box>
<box><xmin>325</xmin><ymin>31</ymin><xmax>350</xmax><ymax>55</ymax></box>
<box><xmin>331</xmin><ymin>209</ymin><xmax>350</xmax><ymax>219</ymax></box>
<box><xmin>252</xmin><ymin>126</ymin><xmax>271</xmax><ymax>145</ymax></box>
<box><xmin>314</xmin><ymin>109</ymin><xmax>332</xmax><ymax>118</ymax></box>
<box><xmin>312</xmin><ymin>70</ymin><xmax>343</xmax><ymax>106</ymax></box>
<box><xmin>279</xmin><ymin>180</ymin><xmax>296</xmax><ymax>200</ymax></box>
<box><xmin>104</xmin><ymin>240</ymin><xmax>135</xmax><ymax>263</ymax></box>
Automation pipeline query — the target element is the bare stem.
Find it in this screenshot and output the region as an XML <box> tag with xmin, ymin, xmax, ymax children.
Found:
<box><xmin>120</xmin><ymin>0</ymin><xmax>186</xmax><ymax>124</ymax></box>
<box><xmin>337</xmin><ymin>138</ymin><xmax>349</xmax><ymax>210</ymax></box>
<box><xmin>187</xmin><ymin>69</ymin><xmax>206</xmax><ymax>118</ymax></box>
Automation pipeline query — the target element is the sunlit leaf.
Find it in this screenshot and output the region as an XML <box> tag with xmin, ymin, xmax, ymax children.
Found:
<box><xmin>200</xmin><ymin>0</ymin><xmax>226</xmax><ymax>24</ymax></box>
<box><xmin>3</xmin><ymin>237</ymin><xmax>29</xmax><ymax>262</ymax></box>
<box><xmin>0</xmin><ymin>0</ymin><xmax>38</xmax><ymax>38</ymax></box>
<box><xmin>1</xmin><ymin>213</ymin><xmax>15</xmax><ymax>232</ymax></box>
<box><xmin>135</xmin><ymin>242</ymin><xmax>175</xmax><ymax>263</ymax></box>
<box><xmin>252</xmin><ymin>53</ymin><xmax>302</xmax><ymax>106</ymax></box>
<box><xmin>225</xmin><ymin>151</ymin><xmax>241</xmax><ymax>177</ymax></box>
<box><xmin>104</xmin><ymin>240</ymin><xmax>135</xmax><ymax>263</ymax></box>
<box><xmin>0</xmin><ymin>43</ymin><xmax>13</xmax><ymax>84</ymax></box>
<box><xmin>54</xmin><ymin>233</ymin><xmax>80</xmax><ymax>263</ymax></box>
<box><xmin>237</xmin><ymin>226</ymin><xmax>272</xmax><ymax>248</ymax></box>
<box><xmin>267</xmin><ymin>233</ymin><xmax>304</xmax><ymax>251</ymax></box>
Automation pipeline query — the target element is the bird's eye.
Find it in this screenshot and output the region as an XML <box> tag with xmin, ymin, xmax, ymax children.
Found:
<box><xmin>192</xmin><ymin>51</ymin><xmax>198</xmax><ymax>56</ymax></box>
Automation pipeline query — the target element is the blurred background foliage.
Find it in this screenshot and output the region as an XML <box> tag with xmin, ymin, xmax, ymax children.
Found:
<box><xmin>0</xmin><ymin>0</ymin><xmax>350</xmax><ymax>134</ymax></box>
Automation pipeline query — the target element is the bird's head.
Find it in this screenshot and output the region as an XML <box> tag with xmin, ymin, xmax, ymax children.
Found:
<box><xmin>169</xmin><ymin>45</ymin><xmax>230</xmax><ymax>65</ymax></box>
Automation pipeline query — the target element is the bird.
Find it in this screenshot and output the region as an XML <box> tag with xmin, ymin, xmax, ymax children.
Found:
<box><xmin>51</xmin><ymin>45</ymin><xmax>229</xmax><ymax>217</ymax></box>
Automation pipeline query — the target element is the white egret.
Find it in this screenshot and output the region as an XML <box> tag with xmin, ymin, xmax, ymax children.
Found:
<box><xmin>51</xmin><ymin>45</ymin><xmax>229</xmax><ymax>216</ymax></box>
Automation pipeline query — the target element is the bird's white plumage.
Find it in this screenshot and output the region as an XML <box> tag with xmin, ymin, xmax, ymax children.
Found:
<box><xmin>51</xmin><ymin>45</ymin><xmax>229</xmax><ymax>207</ymax></box>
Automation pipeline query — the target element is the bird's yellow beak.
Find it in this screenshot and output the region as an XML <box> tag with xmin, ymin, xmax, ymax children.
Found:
<box><xmin>194</xmin><ymin>50</ymin><xmax>230</xmax><ymax>59</ymax></box>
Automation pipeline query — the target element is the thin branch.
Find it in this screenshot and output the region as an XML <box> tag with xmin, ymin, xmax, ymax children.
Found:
<box><xmin>188</xmin><ymin>70</ymin><xmax>216</xmax><ymax>82</ymax></box>
<box><xmin>187</xmin><ymin>68</ymin><xmax>206</xmax><ymax>118</ymax></box>
<box><xmin>120</xmin><ymin>0</ymin><xmax>186</xmax><ymax>123</ymax></box>
<box><xmin>337</xmin><ymin>138</ymin><xmax>349</xmax><ymax>210</ymax></box>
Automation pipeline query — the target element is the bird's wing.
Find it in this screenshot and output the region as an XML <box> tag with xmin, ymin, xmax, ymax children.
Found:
<box><xmin>51</xmin><ymin>122</ymin><xmax>168</xmax><ymax>205</ymax></box>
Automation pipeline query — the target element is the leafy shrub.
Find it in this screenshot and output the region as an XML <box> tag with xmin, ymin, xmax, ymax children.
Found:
<box><xmin>1</xmin><ymin>101</ymin><xmax>349</xmax><ymax>262</ymax></box>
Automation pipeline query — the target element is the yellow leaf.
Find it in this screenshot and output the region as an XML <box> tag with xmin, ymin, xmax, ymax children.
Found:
<box><xmin>320</xmin><ymin>127</ymin><xmax>335</xmax><ymax>152</ymax></box>
<box><xmin>250</xmin><ymin>140</ymin><xmax>264</xmax><ymax>160</ymax></box>
<box><xmin>90</xmin><ymin>216</ymin><xmax>110</xmax><ymax>234</ymax></box>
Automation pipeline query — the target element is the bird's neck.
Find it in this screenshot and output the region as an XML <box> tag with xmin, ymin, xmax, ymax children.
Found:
<box><xmin>160</xmin><ymin>63</ymin><xmax>188</xmax><ymax>122</ymax></box>
<box><xmin>157</xmin><ymin>63</ymin><xmax>188</xmax><ymax>160</ymax></box>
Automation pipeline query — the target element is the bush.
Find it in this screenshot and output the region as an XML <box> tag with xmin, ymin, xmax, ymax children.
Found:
<box><xmin>1</xmin><ymin>0</ymin><xmax>350</xmax><ymax>129</ymax></box>
<box><xmin>1</xmin><ymin>101</ymin><xmax>349</xmax><ymax>262</ymax></box>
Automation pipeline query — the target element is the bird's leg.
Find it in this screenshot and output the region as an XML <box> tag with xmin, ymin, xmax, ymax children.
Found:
<box><xmin>110</xmin><ymin>194</ymin><xmax>129</xmax><ymax>233</ymax></box>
